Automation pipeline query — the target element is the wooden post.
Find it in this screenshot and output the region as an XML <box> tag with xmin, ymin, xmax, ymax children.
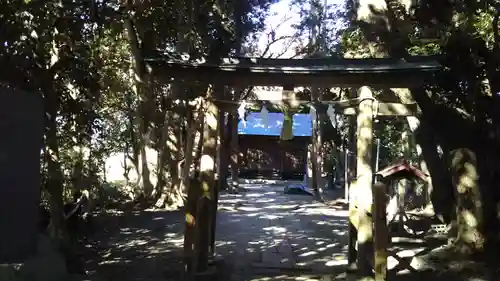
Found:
<box><xmin>354</xmin><ymin>86</ymin><xmax>374</xmax><ymax>278</ymax></box>
<box><xmin>307</xmin><ymin>144</ymin><xmax>315</xmax><ymax>189</ymax></box>
<box><xmin>184</xmin><ymin>176</ymin><xmax>201</xmax><ymax>273</ymax></box>
<box><xmin>346</xmin><ymin>88</ymin><xmax>359</xmax><ymax>270</ymax></box>
<box><xmin>344</xmin><ymin>148</ymin><xmax>349</xmax><ymax>201</ymax></box>
<box><xmin>373</xmin><ymin>181</ymin><xmax>388</xmax><ymax>281</ymax></box>
<box><xmin>310</xmin><ymin>87</ymin><xmax>324</xmax><ymax>199</ymax></box>
<box><xmin>314</xmin><ymin>110</ymin><xmax>324</xmax><ymax>198</ymax></box>
<box><xmin>230</xmin><ymin>113</ymin><xmax>239</xmax><ymax>192</ymax></box>
<box><xmin>192</xmin><ymin>96</ymin><xmax>219</xmax><ymax>274</ymax></box>
<box><xmin>217</xmin><ymin>108</ymin><xmax>229</xmax><ymax>192</ymax></box>
<box><xmin>193</xmin><ymin>196</ymin><xmax>211</xmax><ymax>273</ymax></box>
<box><xmin>397</xmin><ymin>131</ymin><xmax>410</xmax><ymax>230</ymax></box>
<box><xmin>209</xmin><ymin>108</ymin><xmax>225</xmax><ymax>258</ymax></box>
<box><xmin>347</xmin><ymin>207</ymin><xmax>359</xmax><ymax>272</ymax></box>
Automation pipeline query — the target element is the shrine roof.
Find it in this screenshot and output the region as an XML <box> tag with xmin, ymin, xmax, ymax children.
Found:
<box><xmin>376</xmin><ymin>159</ymin><xmax>428</xmax><ymax>182</ymax></box>
<box><xmin>238</xmin><ymin>112</ymin><xmax>312</xmax><ymax>137</ymax></box>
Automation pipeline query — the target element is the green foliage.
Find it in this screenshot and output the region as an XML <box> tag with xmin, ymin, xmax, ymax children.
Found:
<box><xmin>0</xmin><ymin>0</ymin><xmax>277</xmax><ymax>211</ymax></box>
<box><xmin>289</xmin><ymin>0</ymin><xmax>349</xmax><ymax>55</ymax></box>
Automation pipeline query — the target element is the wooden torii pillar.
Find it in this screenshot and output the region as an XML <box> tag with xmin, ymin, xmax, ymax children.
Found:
<box><xmin>347</xmin><ymin>86</ymin><xmax>422</xmax><ymax>281</ymax></box>
<box><xmin>185</xmin><ymin>87</ymin><xmax>220</xmax><ymax>278</ymax></box>
<box><xmin>348</xmin><ymin>86</ymin><xmax>375</xmax><ymax>277</ymax></box>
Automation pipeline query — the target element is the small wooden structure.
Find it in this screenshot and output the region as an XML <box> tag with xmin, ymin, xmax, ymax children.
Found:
<box><xmin>376</xmin><ymin>159</ymin><xmax>428</xmax><ymax>233</ymax></box>
<box><xmin>238</xmin><ymin>112</ymin><xmax>311</xmax><ymax>180</ymax></box>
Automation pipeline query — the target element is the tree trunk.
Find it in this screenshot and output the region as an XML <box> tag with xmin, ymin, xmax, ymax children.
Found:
<box><xmin>126</xmin><ymin>93</ymin><xmax>141</xmax><ymax>196</ymax></box>
<box><xmin>166</xmin><ymin>119</ymin><xmax>183</xmax><ymax>207</ymax></box>
<box><xmin>406</xmin><ymin>116</ymin><xmax>433</xmax><ymax>207</ymax></box>
<box><xmin>154</xmin><ymin>106</ymin><xmax>174</xmax><ymax>207</ymax></box>
<box><xmin>154</xmin><ymin>109</ymin><xmax>170</xmax><ymax>198</ymax></box>
<box><xmin>414</xmin><ymin>121</ymin><xmax>455</xmax><ymax>222</ymax></box>
<box><xmin>44</xmin><ymin>89</ymin><xmax>69</xmax><ymax>250</ymax></box>
<box><xmin>449</xmin><ymin>148</ymin><xmax>484</xmax><ymax>253</ymax></box>
<box><xmin>138</xmin><ymin>125</ymin><xmax>154</xmax><ymax>198</ymax></box>
<box><xmin>192</xmin><ymin>98</ymin><xmax>219</xmax><ymax>273</ymax></box>
<box><xmin>411</xmin><ymin>88</ymin><xmax>457</xmax><ymax>222</ymax></box>
<box><xmin>122</xmin><ymin>141</ymin><xmax>131</xmax><ymax>186</ymax></box>
<box><xmin>180</xmin><ymin>99</ymin><xmax>204</xmax><ymax>193</ymax></box>
<box><xmin>124</xmin><ymin>16</ymin><xmax>154</xmax><ymax>199</ymax></box>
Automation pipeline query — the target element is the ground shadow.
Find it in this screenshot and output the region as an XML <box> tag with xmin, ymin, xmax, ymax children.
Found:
<box><xmin>77</xmin><ymin>182</ymin><xmax>486</xmax><ymax>281</ymax></box>
<box><xmin>81</xmin><ymin>207</ymin><xmax>185</xmax><ymax>281</ymax></box>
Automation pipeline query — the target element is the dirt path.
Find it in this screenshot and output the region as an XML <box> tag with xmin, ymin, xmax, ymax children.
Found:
<box><xmin>79</xmin><ymin>183</ymin><xmax>471</xmax><ymax>281</ymax></box>
<box><xmin>79</xmin><ymin>184</ymin><xmax>350</xmax><ymax>281</ymax></box>
<box><xmin>215</xmin><ymin>184</ymin><xmax>350</xmax><ymax>280</ymax></box>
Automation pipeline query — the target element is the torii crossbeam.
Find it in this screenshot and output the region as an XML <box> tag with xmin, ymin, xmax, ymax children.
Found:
<box><xmin>145</xmin><ymin>53</ymin><xmax>441</xmax><ymax>87</ymax></box>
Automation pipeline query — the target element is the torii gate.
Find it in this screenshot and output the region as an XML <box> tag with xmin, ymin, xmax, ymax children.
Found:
<box><xmin>145</xmin><ymin>54</ymin><xmax>442</xmax><ymax>280</ymax></box>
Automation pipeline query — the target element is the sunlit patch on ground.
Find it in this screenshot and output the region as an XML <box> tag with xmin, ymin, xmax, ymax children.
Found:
<box><xmin>215</xmin><ymin>184</ymin><xmax>350</xmax><ymax>280</ymax></box>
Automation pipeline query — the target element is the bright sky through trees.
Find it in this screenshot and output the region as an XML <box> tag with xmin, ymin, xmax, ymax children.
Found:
<box><xmin>257</xmin><ymin>0</ymin><xmax>343</xmax><ymax>58</ymax></box>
